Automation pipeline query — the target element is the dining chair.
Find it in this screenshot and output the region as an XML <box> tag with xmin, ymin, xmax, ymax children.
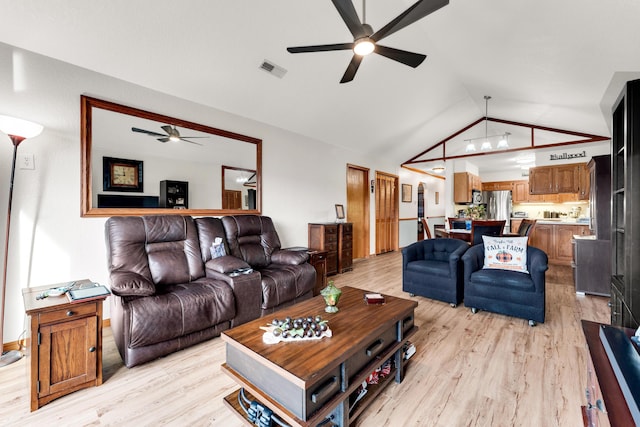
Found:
<box><xmin>503</xmin><ymin>219</ymin><xmax>537</xmax><ymax>237</ymax></box>
<box><xmin>469</xmin><ymin>220</ymin><xmax>506</xmax><ymax>246</ymax></box>
<box><xmin>447</xmin><ymin>217</ymin><xmax>467</xmax><ymax>229</ymax></box>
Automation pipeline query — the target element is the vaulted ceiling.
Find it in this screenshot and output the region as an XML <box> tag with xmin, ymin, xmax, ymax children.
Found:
<box><xmin>1</xmin><ymin>0</ymin><xmax>639</xmax><ymax>173</ymax></box>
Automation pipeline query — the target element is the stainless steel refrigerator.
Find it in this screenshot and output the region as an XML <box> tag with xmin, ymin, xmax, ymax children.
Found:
<box><xmin>481</xmin><ymin>190</ymin><xmax>513</xmax><ymax>233</ymax></box>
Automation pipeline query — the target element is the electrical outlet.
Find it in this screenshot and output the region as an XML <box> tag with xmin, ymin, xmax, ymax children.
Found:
<box><xmin>20</xmin><ymin>154</ymin><xmax>35</xmax><ymax>170</ymax></box>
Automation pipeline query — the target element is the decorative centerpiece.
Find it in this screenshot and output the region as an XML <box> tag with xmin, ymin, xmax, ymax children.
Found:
<box><xmin>260</xmin><ymin>315</ymin><xmax>331</xmax><ymax>344</ymax></box>
<box><xmin>320</xmin><ymin>281</ymin><xmax>342</xmax><ymax>313</ymax></box>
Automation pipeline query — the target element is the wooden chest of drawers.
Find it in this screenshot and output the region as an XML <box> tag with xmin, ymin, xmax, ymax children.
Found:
<box><xmin>309</xmin><ymin>222</ymin><xmax>353</xmax><ymax>275</ymax></box>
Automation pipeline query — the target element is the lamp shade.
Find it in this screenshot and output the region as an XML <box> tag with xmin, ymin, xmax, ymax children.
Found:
<box><xmin>0</xmin><ymin>115</ymin><xmax>43</xmax><ymax>139</ymax></box>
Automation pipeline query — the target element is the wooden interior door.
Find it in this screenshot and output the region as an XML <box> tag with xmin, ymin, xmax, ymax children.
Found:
<box><xmin>375</xmin><ymin>172</ymin><xmax>399</xmax><ymax>254</ymax></box>
<box><xmin>222</xmin><ymin>190</ymin><xmax>242</xmax><ymax>209</ymax></box>
<box><xmin>346</xmin><ymin>164</ymin><xmax>370</xmax><ymax>260</ymax></box>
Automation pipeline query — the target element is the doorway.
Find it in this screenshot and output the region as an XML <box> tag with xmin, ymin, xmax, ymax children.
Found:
<box><xmin>346</xmin><ymin>164</ymin><xmax>370</xmax><ymax>260</ymax></box>
<box><xmin>375</xmin><ymin>171</ymin><xmax>399</xmax><ymax>254</ymax></box>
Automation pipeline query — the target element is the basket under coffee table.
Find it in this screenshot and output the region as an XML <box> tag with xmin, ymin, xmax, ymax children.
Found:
<box><xmin>221</xmin><ymin>286</ymin><xmax>418</xmax><ymax>427</ymax></box>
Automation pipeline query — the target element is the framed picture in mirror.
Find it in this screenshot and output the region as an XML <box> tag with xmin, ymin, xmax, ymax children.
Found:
<box><xmin>103</xmin><ymin>157</ymin><xmax>143</xmax><ymax>192</ymax></box>
<box><xmin>335</xmin><ymin>204</ymin><xmax>345</xmax><ymax>221</ymax></box>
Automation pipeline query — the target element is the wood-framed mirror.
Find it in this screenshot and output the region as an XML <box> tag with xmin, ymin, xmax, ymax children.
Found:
<box><xmin>80</xmin><ymin>95</ymin><xmax>262</xmax><ymax>217</ymax></box>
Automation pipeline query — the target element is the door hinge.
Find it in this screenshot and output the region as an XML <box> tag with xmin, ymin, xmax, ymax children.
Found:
<box><xmin>37</xmin><ymin>332</ymin><xmax>41</xmax><ymax>346</ymax></box>
<box><xmin>36</xmin><ymin>380</ymin><xmax>40</xmax><ymax>394</ymax></box>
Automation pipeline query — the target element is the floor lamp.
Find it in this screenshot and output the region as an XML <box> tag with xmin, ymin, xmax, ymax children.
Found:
<box><xmin>0</xmin><ymin>115</ymin><xmax>43</xmax><ymax>367</ymax></box>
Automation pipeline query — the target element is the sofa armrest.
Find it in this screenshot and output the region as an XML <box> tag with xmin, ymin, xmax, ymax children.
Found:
<box><xmin>205</xmin><ymin>255</ymin><xmax>251</xmax><ymax>274</ymax></box>
<box><xmin>110</xmin><ymin>271</ymin><xmax>156</xmax><ymax>297</ymax></box>
<box><xmin>527</xmin><ymin>246</ymin><xmax>549</xmax><ymax>293</ymax></box>
<box><xmin>271</xmin><ymin>249</ymin><xmax>309</xmax><ymax>265</ymax></box>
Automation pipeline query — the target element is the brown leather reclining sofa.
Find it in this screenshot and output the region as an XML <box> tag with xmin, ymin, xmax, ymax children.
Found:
<box><xmin>105</xmin><ymin>214</ymin><xmax>315</xmax><ymax>367</ymax></box>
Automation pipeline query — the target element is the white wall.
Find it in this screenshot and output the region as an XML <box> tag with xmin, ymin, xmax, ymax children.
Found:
<box><xmin>0</xmin><ymin>42</ymin><xmax>399</xmax><ymax>344</ymax></box>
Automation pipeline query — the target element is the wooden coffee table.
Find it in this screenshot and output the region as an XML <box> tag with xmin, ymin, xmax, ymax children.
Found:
<box><xmin>221</xmin><ymin>286</ymin><xmax>417</xmax><ymax>426</ymax></box>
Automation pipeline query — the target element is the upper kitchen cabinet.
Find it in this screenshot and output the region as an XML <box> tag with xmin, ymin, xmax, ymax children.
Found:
<box><xmin>529</xmin><ymin>163</ymin><xmax>586</xmax><ymax>195</ymax></box>
<box><xmin>454</xmin><ymin>172</ymin><xmax>481</xmax><ymax>203</ymax></box>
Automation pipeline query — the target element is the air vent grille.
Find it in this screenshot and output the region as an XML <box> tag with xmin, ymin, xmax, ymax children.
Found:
<box><xmin>259</xmin><ymin>60</ymin><xmax>287</xmax><ymax>79</ymax></box>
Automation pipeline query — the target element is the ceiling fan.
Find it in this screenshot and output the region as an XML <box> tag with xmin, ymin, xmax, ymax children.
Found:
<box><xmin>287</xmin><ymin>0</ymin><xmax>449</xmax><ymax>83</ymax></box>
<box><xmin>131</xmin><ymin>125</ymin><xmax>208</xmax><ymax>145</ymax></box>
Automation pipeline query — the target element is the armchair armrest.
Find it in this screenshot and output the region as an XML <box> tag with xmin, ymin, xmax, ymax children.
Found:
<box><xmin>448</xmin><ymin>244</ymin><xmax>469</xmax><ymax>276</ymax></box>
<box><xmin>461</xmin><ymin>244</ymin><xmax>484</xmax><ymax>284</ymax></box>
<box><xmin>109</xmin><ymin>271</ymin><xmax>156</xmax><ymax>297</ymax></box>
<box><xmin>271</xmin><ymin>249</ymin><xmax>309</xmax><ymax>265</ymax></box>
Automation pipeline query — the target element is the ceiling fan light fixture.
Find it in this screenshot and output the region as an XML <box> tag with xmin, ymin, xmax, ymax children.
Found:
<box><xmin>432</xmin><ymin>165</ymin><xmax>445</xmax><ymax>173</ymax></box>
<box><xmin>354</xmin><ymin>38</ymin><xmax>375</xmax><ymax>56</ymax></box>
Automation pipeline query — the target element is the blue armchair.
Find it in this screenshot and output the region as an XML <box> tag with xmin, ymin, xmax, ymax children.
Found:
<box><xmin>402</xmin><ymin>238</ymin><xmax>469</xmax><ymax>307</ymax></box>
<box><xmin>462</xmin><ymin>244</ymin><xmax>548</xmax><ymax>325</ymax></box>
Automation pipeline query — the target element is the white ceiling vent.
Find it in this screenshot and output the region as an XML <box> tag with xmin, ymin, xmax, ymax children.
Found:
<box><xmin>259</xmin><ymin>60</ymin><xmax>287</xmax><ymax>79</ymax></box>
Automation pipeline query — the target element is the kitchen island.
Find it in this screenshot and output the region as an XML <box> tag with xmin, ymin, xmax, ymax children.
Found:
<box><xmin>527</xmin><ymin>220</ymin><xmax>590</xmax><ymax>266</ymax></box>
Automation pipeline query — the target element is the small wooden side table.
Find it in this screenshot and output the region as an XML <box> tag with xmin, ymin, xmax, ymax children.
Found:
<box><xmin>308</xmin><ymin>249</ymin><xmax>328</xmax><ymax>296</ymax></box>
<box><xmin>22</xmin><ymin>279</ymin><xmax>108</xmax><ymax>411</ymax></box>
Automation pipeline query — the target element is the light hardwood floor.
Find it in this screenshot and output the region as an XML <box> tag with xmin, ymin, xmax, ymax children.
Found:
<box><xmin>0</xmin><ymin>251</ymin><xmax>609</xmax><ymax>426</ymax></box>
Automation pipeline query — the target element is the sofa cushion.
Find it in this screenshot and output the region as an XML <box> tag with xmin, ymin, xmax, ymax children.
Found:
<box><xmin>142</xmin><ymin>216</ymin><xmax>205</xmax><ymax>286</ymax></box>
<box><xmin>482</xmin><ymin>236</ymin><xmax>528</xmax><ymax>273</ymax></box>
<box><xmin>406</xmin><ymin>259</ymin><xmax>451</xmax><ymax>278</ymax></box>
<box><xmin>127</xmin><ymin>278</ymin><xmax>236</xmax><ymax>348</ymax></box>
<box><xmin>470</xmin><ymin>269</ymin><xmax>535</xmax><ymax>292</ymax></box>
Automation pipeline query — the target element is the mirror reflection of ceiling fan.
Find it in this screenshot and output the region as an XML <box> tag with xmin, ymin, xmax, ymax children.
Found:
<box><xmin>131</xmin><ymin>125</ymin><xmax>208</xmax><ymax>145</ymax></box>
<box><xmin>287</xmin><ymin>0</ymin><xmax>449</xmax><ymax>83</ymax></box>
<box><xmin>237</xmin><ymin>172</ymin><xmax>257</xmax><ymax>187</ymax></box>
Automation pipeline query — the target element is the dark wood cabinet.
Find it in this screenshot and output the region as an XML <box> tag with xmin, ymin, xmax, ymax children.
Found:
<box><xmin>308</xmin><ymin>223</ymin><xmax>353</xmax><ymax>276</ymax></box>
<box><xmin>159</xmin><ymin>180</ymin><xmax>188</xmax><ymax>208</ymax></box>
<box><xmin>308</xmin><ymin>250</ymin><xmax>328</xmax><ymax>296</ymax></box>
<box><xmin>22</xmin><ymin>281</ymin><xmax>106</xmax><ymax>411</ymax></box>
<box><xmin>588</xmin><ymin>155</ymin><xmax>611</xmax><ymax>238</ymax></box>
<box><xmin>338</xmin><ymin>222</ymin><xmax>353</xmax><ymax>273</ymax></box>
<box><xmin>610</xmin><ymin>78</ymin><xmax>640</xmax><ymax>329</ymax></box>
<box><xmin>529</xmin><ymin>164</ymin><xmax>583</xmax><ymax>195</ymax></box>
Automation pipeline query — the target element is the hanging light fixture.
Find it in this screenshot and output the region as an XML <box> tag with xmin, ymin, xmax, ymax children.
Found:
<box><xmin>497</xmin><ymin>132</ymin><xmax>510</xmax><ymax>149</ymax></box>
<box><xmin>480</xmin><ymin>95</ymin><xmax>492</xmax><ymax>150</ymax></box>
<box><xmin>463</xmin><ymin>95</ymin><xmax>511</xmax><ymax>153</ymax></box>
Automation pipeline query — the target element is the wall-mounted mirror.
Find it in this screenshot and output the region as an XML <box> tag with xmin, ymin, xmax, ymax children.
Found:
<box><xmin>81</xmin><ymin>96</ymin><xmax>262</xmax><ymax>217</ymax></box>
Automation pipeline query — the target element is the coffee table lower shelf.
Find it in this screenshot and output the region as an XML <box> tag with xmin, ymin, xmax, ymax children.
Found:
<box><xmin>222</xmin><ymin>327</ymin><xmax>416</xmax><ymax>427</ymax></box>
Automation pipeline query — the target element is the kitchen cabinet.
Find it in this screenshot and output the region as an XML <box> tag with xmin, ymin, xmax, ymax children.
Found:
<box><xmin>454</xmin><ymin>172</ymin><xmax>481</xmax><ymax>203</ymax></box>
<box><xmin>578</xmin><ymin>163</ymin><xmax>590</xmax><ymax>200</ymax></box>
<box><xmin>481</xmin><ymin>181</ymin><xmax>512</xmax><ymax>191</ymax></box>
<box><xmin>512</xmin><ymin>181</ymin><xmax>529</xmax><ymax>203</ymax></box>
<box><xmin>529</xmin><ymin>223</ymin><xmax>589</xmax><ymax>265</ymax></box>
<box><xmin>529</xmin><ymin>164</ymin><xmax>586</xmax><ymax>195</ymax></box>
<box><xmin>22</xmin><ymin>281</ymin><xmax>106</xmax><ymax>411</ymax></box>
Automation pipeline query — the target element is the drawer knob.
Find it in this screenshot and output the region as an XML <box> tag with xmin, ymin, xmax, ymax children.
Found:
<box><xmin>66</xmin><ymin>310</ymin><xmax>74</xmax><ymax>316</ymax></box>
<box><xmin>89</xmin><ymin>346</ymin><xmax>96</xmax><ymax>353</ymax></box>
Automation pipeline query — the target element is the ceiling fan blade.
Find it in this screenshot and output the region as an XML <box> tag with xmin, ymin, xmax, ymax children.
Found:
<box><xmin>331</xmin><ymin>0</ymin><xmax>367</xmax><ymax>39</ymax></box>
<box><xmin>340</xmin><ymin>55</ymin><xmax>364</xmax><ymax>83</ymax></box>
<box><xmin>180</xmin><ymin>138</ymin><xmax>203</xmax><ymax>146</ymax></box>
<box><xmin>372</xmin><ymin>0</ymin><xmax>449</xmax><ymax>42</ymax></box>
<box><xmin>374</xmin><ymin>45</ymin><xmax>426</xmax><ymax>68</ymax></box>
<box><xmin>287</xmin><ymin>43</ymin><xmax>354</xmax><ymax>53</ymax></box>
<box><xmin>161</xmin><ymin>125</ymin><xmax>174</xmax><ymax>135</ymax></box>
<box><xmin>132</xmin><ymin>127</ymin><xmax>166</xmax><ymax>137</ymax></box>
<box><xmin>157</xmin><ymin>138</ymin><xmax>170</xmax><ymax>143</ymax></box>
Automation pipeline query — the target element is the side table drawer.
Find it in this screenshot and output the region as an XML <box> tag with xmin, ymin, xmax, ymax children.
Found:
<box><xmin>39</xmin><ymin>302</ymin><xmax>98</xmax><ymax>324</ymax></box>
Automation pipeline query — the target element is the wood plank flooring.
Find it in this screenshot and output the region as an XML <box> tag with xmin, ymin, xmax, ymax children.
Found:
<box><xmin>0</xmin><ymin>251</ymin><xmax>609</xmax><ymax>426</ymax></box>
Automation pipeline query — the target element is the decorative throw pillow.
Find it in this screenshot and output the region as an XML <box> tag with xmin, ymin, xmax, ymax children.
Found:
<box><xmin>482</xmin><ymin>235</ymin><xmax>528</xmax><ymax>273</ymax></box>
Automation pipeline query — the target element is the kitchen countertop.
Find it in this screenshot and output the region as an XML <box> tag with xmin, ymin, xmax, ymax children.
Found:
<box><xmin>511</xmin><ymin>218</ymin><xmax>590</xmax><ymax>225</ymax></box>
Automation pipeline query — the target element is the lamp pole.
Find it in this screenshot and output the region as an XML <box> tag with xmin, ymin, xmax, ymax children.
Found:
<box><xmin>0</xmin><ymin>115</ymin><xmax>43</xmax><ymax>367</ymax></box>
